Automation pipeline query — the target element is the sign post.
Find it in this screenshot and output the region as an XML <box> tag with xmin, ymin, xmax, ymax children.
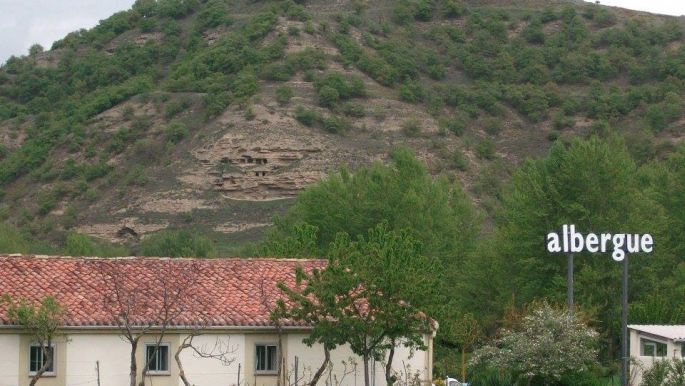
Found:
<box><xmin>567</xmin><ymin>252</ymin><xmax>573</xmax><ymax>309</ymax></box>
<box><xmin>546</xmin><ymin>225</ymin><xmax>654</xmax><ymax>386</ymax></box>
<box><xmin>622</xmin><ymin>255</ymin><xmax>629</xmax><ymax>386</ymax></box>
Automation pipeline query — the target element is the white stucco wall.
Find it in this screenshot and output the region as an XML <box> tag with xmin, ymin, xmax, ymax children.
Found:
<box><xmin>66</xmin><ymin>333</ymin><xmax>131</xmax><ymax>386</ymax></box>
<box><xmin>1</xmin><ymin>331</ymin><xmax>430</xmax><ymax>386</ymax></box>
<box><xmin>286</xmin><ymin>333</ymin><xmax>430</xmax><ymax>386</ymax></box>
<box><xmin>0</xmin><ymin>334</ymin><xmax>20</xmax><ymax>386</ymax></box>
<box><xmin>177</xmin><ymin>333</ymin><xmax>245</xmax><ymax>386</ymax></box>
<box><xmin>629</xmin><ymin>330</ymin><xmax>683</xmax><ymax>386</ymax></box>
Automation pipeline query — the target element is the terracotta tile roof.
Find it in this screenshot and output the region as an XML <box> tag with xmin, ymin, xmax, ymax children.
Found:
<box><xmin>0</xmin><ymin>255</ymin><xmax>326</xmax><ymax>329</ymax></box>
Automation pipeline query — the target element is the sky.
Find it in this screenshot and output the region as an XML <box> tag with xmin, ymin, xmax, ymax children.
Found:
<box><xmin>0</xmin><ymin>0</ymin><xmax>684</xmax><ymax>64</ymax></box>
<box><xmin>0</xmin><ymin>0</ymin><xmax>135</xmax><ymax>64</ymax></box>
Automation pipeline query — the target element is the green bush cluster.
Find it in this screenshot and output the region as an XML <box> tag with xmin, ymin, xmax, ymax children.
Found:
<box><xmin>164</xmin><ymin>121</ymin><xmax>189</xmax><ymax>144</ymax></box>
<box><xmin>140</xmin><ymin>229</ymin><xmax>215</xmax><ymax>257</ymax></box>
<box><xmin>314</xmin><ymin>73</ymin><xmax>366</xmax><ymax>108</ymax></box>
<box><xmin>294</xmin><ymin>107</ymin><xmax>350</xmax><ymax>134</ymax></box>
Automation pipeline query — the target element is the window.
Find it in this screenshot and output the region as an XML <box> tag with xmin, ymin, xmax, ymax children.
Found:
<box><xmin>145</xmin><ymin>344</ymin><xmax>170</xmax><ymax>374</ymax></box>
<box><xmin>255</xmin><ymin>344</ymin><xmax>278</xmax><ymax>373</ymax></box>
<box><xmin>641</xmin><ymin>338</ymin><xmax>667</xmax><ymax>357</ymax></box>
<box><xmin>29</xmin><ymin>345</ymin><xmax>54</xmax><ymax>375</ymax></box>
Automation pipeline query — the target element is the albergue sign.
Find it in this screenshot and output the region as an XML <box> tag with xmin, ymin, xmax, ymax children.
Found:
<box><xmin>546</xmin><ymin>224</ymin><xmax>654</xmax><ymax>262</ymax></box>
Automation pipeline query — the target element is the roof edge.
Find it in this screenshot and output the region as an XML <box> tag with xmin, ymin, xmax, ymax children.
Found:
<box><xmin>0</xmin><ymin>254</ymin><xmax>326</xmax><ymax>262</ymax></box>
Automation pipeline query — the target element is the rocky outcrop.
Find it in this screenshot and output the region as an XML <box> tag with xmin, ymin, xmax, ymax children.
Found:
<box><xmin>197</xmin><ymin>137</ymin><xmax>325</xmax><ymax>200</ymax></box>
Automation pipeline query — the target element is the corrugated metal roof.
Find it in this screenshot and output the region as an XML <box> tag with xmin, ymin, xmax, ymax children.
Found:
<box><xmin>628</xmin><ymin>325</ymin><xmax>685</xmax><ymax>341</ymax></box>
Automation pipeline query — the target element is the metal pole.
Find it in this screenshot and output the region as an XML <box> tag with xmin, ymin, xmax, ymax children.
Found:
<box><xmin>96</xmin><ymin>360</ymin><xmax>101</xmax><ymax>386</ymax></box>
<box><xmin>237</xmin><ymin>363</ymin><xmax>241</xmax><ymax>386</ymax></box>
<box><xmin>621</xmin><ymin>255</ymin><xmax>629</xmax><ymax>386</ymax></box>
<box><xmin>567</xmin><ymin>253</ymin><xmax>574</xmax><ymax>310</ymax></box>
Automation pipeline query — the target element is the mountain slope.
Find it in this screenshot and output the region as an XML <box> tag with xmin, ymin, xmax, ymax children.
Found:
<box><xmin>0</xmin><ymin>0</ymin><xmax>683</xmax><ymax>251</ymax></box>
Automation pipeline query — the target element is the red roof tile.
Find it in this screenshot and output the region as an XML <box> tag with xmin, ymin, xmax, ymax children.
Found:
<box><xmin>0</xmin><ymin>255</ymin><xmax>326</xmax><ymax>328</ymax></box>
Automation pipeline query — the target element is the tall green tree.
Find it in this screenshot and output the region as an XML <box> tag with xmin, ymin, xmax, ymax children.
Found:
<box><xmin>267</xmin><ymin>147</ymin><xmax>480</xmax><ymax>263</ymax></box>
<box><xmin>275</xmin><ymin>225</ymin><xmax>437</xmax><ymax>386</ymax></box>
<box><xmin>491</xmin><ymin>136</ymin><xmax>671</xmax><ymax>359</ymax></box>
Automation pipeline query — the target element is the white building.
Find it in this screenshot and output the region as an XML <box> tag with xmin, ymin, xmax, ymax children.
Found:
<box><xmin>0</xmin><ymin>255</ymin><xmax>434</xmax><ymax>386</ymax></box>
<box><xmin>629</xmin><ymin>325</ymin><xmax>685</xmax><ymax>385</ymax></box>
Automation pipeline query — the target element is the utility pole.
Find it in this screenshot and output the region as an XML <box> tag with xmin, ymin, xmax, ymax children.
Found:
<box><xmin>621</xmin><ymin>255</ymin><xmax>629</xmax><ymax>386</ymax></box>
<box><xmin>237</xmin><ymin>363</ymin><xmax>241</xmax><ymax>386</ymax></box>
<box><xmin>567</xmin><ymin>253</ymin><xmax>574</xmax><ymax>309</ymax></box>
<box><xmin>96</xmin><ymin>360</ymin><xmax>101</xmax><ymax>386</ymax></box>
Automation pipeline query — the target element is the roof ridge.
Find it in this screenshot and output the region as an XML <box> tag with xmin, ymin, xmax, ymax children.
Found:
<box><xmin>0</xmin><ymin>254</ymin><xmax>326</xmax><ymax>261</ymax></box>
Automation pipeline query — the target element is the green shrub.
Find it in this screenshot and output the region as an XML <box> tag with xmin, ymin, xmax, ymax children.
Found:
<box><xmin>203</xmin><ymin>92</ymin><xmax>232</xmax><ymax>119</ymax></box>
<box><xmin>276</xmin><ymin>86</ymin><xmax>294</xmax><ymax>105</ymax></box>
<box><xmin>322</xmin><ymin>115</ymin><xmax>350</xmax><ymax>134</ymax></box>
<box><xmin>164</xmin><ymin>121</ymin><xmax>189</xmax><ymax>144</ymax></box>
<box><xmin>164</xmin><ymin>97</ymin><xmax>192</xmax><ymax>120</ymax></box>
<box><xmin>37</xmin><ymin>191</ymin><xmax>57</xmax><ymax>216</ymax></box>
<box><xmin>140</xmin><ymin>229</ymin><xmax>216</xmax><ymax>257</ymax></box>
<box><xmin>451</xmin><ymin>149</ymin><xmax>469</xmax><ymax>171</ymax></box>
<box><xmin>399</xmin><ymin>81</ymin><xmax>425</xmax><ymax>103</ymax></box>
<box><xmin>123</xmin><ymin>165</ymin><xmax>148</xmax><ymax>186</ymax></box>
<box><xmin>194</xmin><ymin>0</ymin><xmax>232</xmax><ymax>31</ymax></box>
<box><xmin>393</xmin><ymin>3</ymin><xmax>414</xmax><ymax>25</ymax></box>
<box><xmin>244</xmin><ymin>107</ymin><xmax>256</xmax><ymax>121</ymax></box>
<box><xmin>483</xmin><ymin>118</ymin><xmax>502</xmax><ymax>136</ymax></box>
<box><xmin>314</xmin><ymin>73</ymin><xmax>366</xmax><ymax>102</ymax></box>
<box><xmin>83</xmin><ymin>162</ymin><xmax>111</xmax><ymax>181</ymax></box>
<box><xmin>0</xmin><ymin>223</ymin><xmax>31</xmax><ymax>253</ymax></box>
<box><xmin>443</xmin><ymin>0</ymin><xmax>467</xmax><ymax>18</ymax></box>
<box><xmin>261</xmin><ymin>62</ymin><xmax>295</xmax><ymax>81</ymax></box>
<box><xmin>441</xmin><ymin>116</ymin><xmax>467</xmax><ymax>136</ymax></box>
<box><xmin>414</xmin><ymin>0</ymin><xmax>436</xmax><ymax>21</ymax></box>
<box><xmin>341</xmin><ymin>102</ymin><xmax>365</xmax><ymax>117</ymax></box>
<box><xmin>553</xmin><ymin>112</ymin><xmax>575</xmax><ymax>130</ymax></box>
<box><xmin>318</xmin><ymin>86</ymin><xmax>340</xmax><ymax>108</ymax></box>
<box><xmin>522</xmin><ymin>18</ymin><xmax>545</xmax><ymax>44</ymax></box>
<box><xmin>476</xmin><ymin>138</ymin><xmax>496</xmax><ymax>160</ymax></box>
<box><xmin>294</xmin><ymin>107</ymin><xmax>321</xmax><ymax>127</ymax></box>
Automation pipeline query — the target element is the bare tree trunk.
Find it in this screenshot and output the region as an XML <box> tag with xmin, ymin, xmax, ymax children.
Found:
<box><xmin>385</xmin><ymin>342</ymin><xmax>395</xmax><ymax>386</ymax></box>
<box><xmin>176</xmin><ymin>344</ymin><xmax>191</xmax><ymax>386</ymax></box>
<box><xmin>130</xmin><ymin>339</ymin><xmax>138</xmax><ymax>386</ymax></box>
<box><xmin>363</xmin><ymin>353</ymin><xmax>371</xmax><ymax>386</ymax></box>
<box><xmin>29</xmin><ymin>345</ymin><xmax>53</xmax><ymax>386</ymax></box>
<box><xmin>309</xmin><ymin>347</ymin><xmax>331</xmax><ymax>386</ymax></box>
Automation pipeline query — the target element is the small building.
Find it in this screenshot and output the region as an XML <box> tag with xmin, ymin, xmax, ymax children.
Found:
<box><xmin>0</xmin><ymin>255</ymin><xmax>434</xmax><ymax>386</ymax></box>
<box><xmin>629</xmin><ymin>325</ymin><xmax>685</xmax><ymax>385</ymax></box>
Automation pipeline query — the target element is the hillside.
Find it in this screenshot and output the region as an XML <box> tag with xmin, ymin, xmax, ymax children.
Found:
<box><xmin>0</xmin><ymin>0</ymin><xmax>683</xmax><ymax>253</ymax></box>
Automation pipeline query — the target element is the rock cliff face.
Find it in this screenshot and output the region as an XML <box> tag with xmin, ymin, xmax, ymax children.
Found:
<box><xmin>197</xmin><ymin>134</ymin><xmax>324</xmax><ymax>200</ymax></box>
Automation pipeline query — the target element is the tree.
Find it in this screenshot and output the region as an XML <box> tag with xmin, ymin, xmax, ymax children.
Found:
<box><xmin>267</xmin><ymin>146</ymin><xmax>479</xmax><ymax>266</ymax></box>
<box><xmin>491</xmin><ymin>136</ymin><xmax>671</xmax><ymax>358</ymax></box>
<box><xmin>95</xmin><ymin>259</ymin><xmax>202</xmax><ymax>386</ymax></box>
<box><xmin>275</xmin><ymin>225</ymin><xmax>436</xmax><ymax>386</ymax></box>
<box><xmin>450</xmin><ymin>313</ymin><xmax>482</xmax><ymax>382</ymax></box>
<box><xmin>3</xmin><ymin>295</ymin><xmax>64</xmax><ymax>386</ymax></box>
<box><xmin>28</xmin><ymin>44</ymin><xmax>44</xmax><ymax>56</ymax></box>
<box><xmin>176</xmin><ymin>329</ymin><xmax>236</xmax><ymax>386</ymax></box>
<box><xmin>470</xmin><ymin>302</ymin><xmax>598</xmax><ymax>385</ymax></box>
<box><xmin>140</xmin><ymin>229</ymin><xmax>215</xmax><ymax>257</ymax></box>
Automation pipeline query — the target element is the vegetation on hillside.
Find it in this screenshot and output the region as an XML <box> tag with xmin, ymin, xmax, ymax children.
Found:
<box><xmin>0</xmin><ymin>0</ymin><xmax>684</xmax><ymax>382</ymax></box>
